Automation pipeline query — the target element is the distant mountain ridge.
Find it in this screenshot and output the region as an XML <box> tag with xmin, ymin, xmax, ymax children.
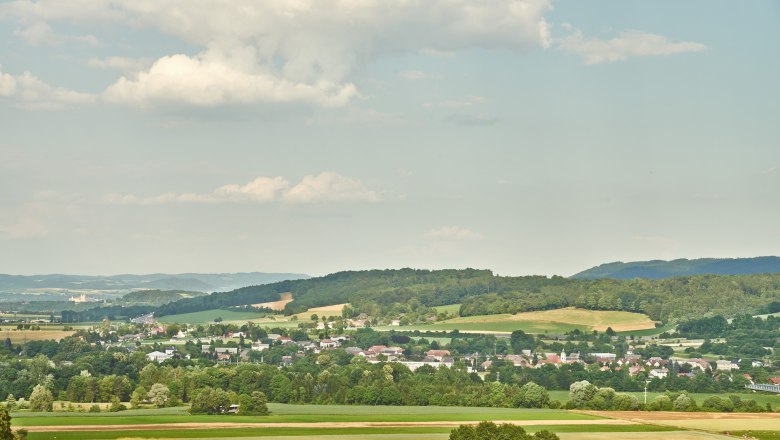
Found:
<box><xmin>572</xmin><ymin>256</ymin><xmax>780</xmax><ymax>279</ymax></box>
<box><xmin>0</xmin><ymin>272</ymin><xmax>309</xmax><ymax>294</ymax></box>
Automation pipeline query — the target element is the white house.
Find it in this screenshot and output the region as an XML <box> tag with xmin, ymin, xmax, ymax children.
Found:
<box><xmin>147</xmin><ymin>351</ymin><xmax>171</xmax><ymax>363</ymax></box>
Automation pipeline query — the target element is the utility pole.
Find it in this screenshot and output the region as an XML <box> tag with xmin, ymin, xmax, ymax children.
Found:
<box><xmin>644</xmin><ymin>380</ymin><xmax>651</xmax><ymax>404</ymax></box>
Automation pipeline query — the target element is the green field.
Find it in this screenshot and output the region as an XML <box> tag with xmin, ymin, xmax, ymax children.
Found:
<box><xmin>547</xmin><ymin>391</ymin><xmax>779</xmax><ymax>407</ymax></box>
<box><xmin>13</xmin><ymin>405</ymin><xmax>601</xmax><ymax>426</ymax></box>
<box><xmin>433</xmin><ymin>304</ymin><xmax>462</xmax><ymax>315</ymax></box>
<box><xmin>379</xmin><ymin>308</ymin><xmax>656</xmax><ymax>334</ymax></box>
<box><xmin>23</xmin><ymin>425</ymin><xmax>681</xmax><ymax>440</ymax></box>
<box><xmin>158</xmin><ymin>310</ymin><xmax>277</xmax><ymax>324</ymax></box>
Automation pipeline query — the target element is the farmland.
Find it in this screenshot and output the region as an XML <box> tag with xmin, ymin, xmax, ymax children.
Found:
<box><xmin>12</xmin><ymin>404</ymin><xmax>772</xmax><ymax>440</ymax></box>
<box><xmin>379</xmin><ymin>307</ymin><xmax>656</xmax><ymax>334</ymax></box>
<box><xmin>11</xmin><ymin>405</ymin><xmax>687</xmax><ymax>440</ymax></box>
<box><xmin>0</xmin><ymin>327</ymin><xmax>75</xmax><ymax>343</ymax></box>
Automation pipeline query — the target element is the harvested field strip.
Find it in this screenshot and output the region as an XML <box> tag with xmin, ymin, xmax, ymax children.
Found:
<box><xmin>586</xmin><ymin>410</ymin><xmax>780</xmax><ymax>433</ymax></box>
<box><xmin>21</xmin><ymin>422</ymin><xmax>675</xmax><ymax>440</ymax></box>
<box><xmin>20</xmin><ymin>419</ymin><xmax>637</xmax><ymax>431</ymax></box>
<box><xmin>253</xmin><ymin>292</ymin><xmax>294</xmax><ymax>311</ymax></box>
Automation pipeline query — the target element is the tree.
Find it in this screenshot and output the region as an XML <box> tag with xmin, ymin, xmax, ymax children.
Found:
<box><xmin>568</xmin><ymin>380</ymin><xmax>596</xmax><ymax>408</ymax></box>
<box><xmin>130</xmin><ymin>386</ymin><xmax>147</xmax><ymax>409</ymax></box>
<box><xmin>449</xmin><ymin>421</ymin><xmax>534</xmax><ymax>440</ymax></box>
<box><xmin>190</xmin><ymin>387</ymin><xmax>231</xmax><ymax>415</ymax></box>
<box><xmin>4</xmin><ymin>395</ymin><xmax>15</xmax><ymax>412</ymax></box>
<box><xmin>510</xmin><ymin>330</ymin><xmax>535</xmax><ymax>353</ymax></box>
<box><xmin>29</xmin><ymin>385</ymin><xmax>53</xmax><ymax>412</ymax></box>
<box><xmin>517</xmin><ymin>382</ymin><xmax>549</xmax><ymax>408</ymax></box>
<box><xmin>238</xmin><ymin>391</ymin><xmax>269</xmax><ymax>415</ymax></box>
<box><xmin>147</xmin><ymin>383</ymin><xmax>169</xmax><ymax>408</ymax></box>
<box><xmin>673</xmin><ymin>393</ymin><xmax>694</xmax><ymax>411</ymax></box>
<box><xmin>0</xmin><ymin>406</ymin><xmax>12</xmax><ymax>440</ymax></box>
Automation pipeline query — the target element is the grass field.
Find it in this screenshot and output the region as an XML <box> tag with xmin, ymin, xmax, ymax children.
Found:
<box><xmin>292</xmin><ymin>303</ymin><xmax>348</xmax><ymax>321</ymax></box>
<box><xmin>548</xmin><ymin>391</ymin><xmax>779</xmax><ymax>408</ymax></box>
<box><xmin>253</xmin><ymin>293</ymin><xmax>294</xmax><ymax>311</ymax></box>
<box><xmin>433</xmin><ymin>304</ymin><xmax>462</xmax><ymax>315</ymax></box>
<box><xmin>13</xmin><ymin>405</ymin><xmax>602</xmax><ymax>426</ymax></box>
<box><xmin>386</xmin><ymin>308</ymin><xmax>656</xmax><ymax>334</ymax></box>
<box><xmin>157</xmin><ymin>310</ymin><xmax>273</xmax><ymax>324</ymax></box>
<box><xmin>14</xmin><ymin>404</ymin><xmax>767</xmax><ymax>440</ymax></box>
<box><xmin>0</xmin><ymin>328</ymin><xmax>75</xmax><ymax>342</ymax></box>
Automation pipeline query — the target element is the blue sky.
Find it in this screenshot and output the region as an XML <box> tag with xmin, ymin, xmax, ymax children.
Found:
<box><xmin>1</xmin><ymin>1</ymin><xmax>778</xmax><ymax>277</ymax></box>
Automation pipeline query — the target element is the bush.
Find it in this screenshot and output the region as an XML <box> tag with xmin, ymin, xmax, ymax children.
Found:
<box><xmin>88</xmin><ymin>404</ymin><xmax>101</xmax><ymax>413</ymax></box>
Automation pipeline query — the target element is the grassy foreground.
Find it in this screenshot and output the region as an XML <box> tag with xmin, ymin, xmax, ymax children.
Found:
<box><xmin>13</xmin><ymin>406</ymin><xmax>601</xmax><ymax>426</ymax></box>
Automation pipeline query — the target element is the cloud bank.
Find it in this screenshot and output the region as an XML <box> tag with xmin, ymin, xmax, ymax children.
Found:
<box><xmin>559</xmin><ymin>28</ymin><xmax>706</xmax><ymax>65</ymax></box>
<box><xmin>105</xmin><ymin>172</ymin><xmax>381</xmax><ymax>205</ymax></box>
<box><xmin>1</xmin><ymin>0</ymin><xmax>553</xmax><ymax>107</ymax></box>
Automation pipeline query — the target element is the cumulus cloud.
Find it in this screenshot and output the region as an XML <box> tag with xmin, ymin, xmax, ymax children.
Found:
<box><xmin>0</xmin><ymin>66</ymin><xmax>95</xmax><ymax>109</ymax></box>
<box><xmin>0</xmin><ymin>216</ymin><xmax>49</xmax><ymax>239</ymax></box>
<box><xmin>426</xmin><ymin>226</ymin><xmax>484</xmax><ymax>240</ymax></box>
<box><xmin>103</xmin><ymin>54</ymin><xmax>357</xmax><ymax>108</ymax></box>
<box><xmin>1</xmin><ymin>0</ymin><xmax>552</xmax><ymax>108</ymax></box>
<box><xmin>559</xmin><ymin>28</ymin><xmax>707</xmax><ymax>65</ymax></box>
<box><xmin>87</xmin><ymin>56</ymin><xmax>153</xmax><ymax>74</ymax></box>
<box><xmin>105</xmin><ymin>172</ymin><xmax>381</xmax><ymax>205</ymax></box>
<box><xmin>399</xmin><ymin>70</ymin><xmax>437</xmax><ymax>81</ymax></box>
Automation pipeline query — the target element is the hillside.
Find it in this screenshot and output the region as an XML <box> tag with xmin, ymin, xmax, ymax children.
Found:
<box><xmin>571</xmin><ymin>256</ymin><xmax>780</xmax><ymax>280</ymax></box>
<box><xmin>0</xmin><ymin>271</ymin><xmax>309</xmax><ymax>296</ymax></box>
<box><xmin>119</xmin><ymin>289</ymin><xmax>208</xmax><ymax>306</ymax></box>
<box><xmin>139</xmin><ymin>268</ymin><xmax>780</xmax><ymax>324</ymax></box>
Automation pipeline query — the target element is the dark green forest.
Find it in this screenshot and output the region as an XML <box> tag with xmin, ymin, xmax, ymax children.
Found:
<box><xmin>58</xmin><ymin>269</ymin><xmax>780</xmax><ymax>324</ymax></box>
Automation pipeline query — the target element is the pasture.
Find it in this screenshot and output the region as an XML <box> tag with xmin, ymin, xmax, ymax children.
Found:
<box><xmin>157</xmin><ymin>310</ymin><xmax>273</xmax><ymax>324</ymax></box>
<box><xmin>388</xmin><ymin>308</ymin><xmax>656</xmax><ymax>334</ymax></box>
<box><xmin>0</xmin><ymin>328</ymin><xmax>75</xmax><ymax>343</ymax></box>
<box><xmin>12</xmin><ymin>404</ymin><xmax>686</xmax><ymax>440</ymax></box>
<box><xmin>252</xmin><ymin>292</ymin><xmax>294</xmax><ymax>311</ymax></box>
<box><xmin>548</xmin><ymin>391</ymin><xmax>779</xmax><ymax>408</ymax></box>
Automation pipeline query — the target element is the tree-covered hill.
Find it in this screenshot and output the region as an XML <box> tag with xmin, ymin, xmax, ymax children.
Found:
<box><xmin>144</xmin><ymin>269</ymin><xmax>780</xmax><ymax>324</ymax></box>
<box><xmin>571</xmin><ymin>256</ymin><xmax>780</xmax><ymax>280</ymax></box>
<box><xmin>119</xmin><ymin>289</ymin><xmax>208</xmax><ymax>306</ymax></box>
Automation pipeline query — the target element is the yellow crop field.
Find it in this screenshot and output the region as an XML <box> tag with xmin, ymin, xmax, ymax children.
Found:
<box><xmin>429</xmin><ymin>307</ymin><xmax>656</xmax><ymax>333</ymax></box>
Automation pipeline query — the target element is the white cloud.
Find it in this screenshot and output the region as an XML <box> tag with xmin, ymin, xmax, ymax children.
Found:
<box><xmin>0</xmin><ymin>66</ymin><xmax>95</xmax><ymax>109</ymax></box>
<box><xmin>426</xmin><ymin>226</ymin><xmax>484</xmax><ymax>240</ymax></box>
<box><xmin>0</xmin><ymin>216</ymin><xmax>49</xmax><ymax>239</ymax></box>
<box><xmin>13</xmin><ymin>21</ymin><xmax>54</xmax><ymax>46</ymax></box>
<box><xmin>2</xmin><ymin>0</ymin><xmax>552</xmax><ymax>108</ymax></box>
<box><xmin>559</xmin><ymin>28</ymin><xmax>706</xmax><ymax>65</ymax></box>
<box><xmin>284</xmin><ymin>172</ymin><xmax>380</xmax><ymax>203</ymax></box>
<box><xmin>87</xmin><ymin>56</ymin><xmax>154</xmax><ymax>74</ymax></box>
<box><xmin>103</xmin><ymin>54</ymin><xmax>357</xmax><ymax>108</ymax></box>
<box><xmin>431</xmin><ymin>96</ymin><xmax>487</xmax><ymax>109</ymax></box>
<box><xmin>0</xmin><ymin>69</ymin><xmax>16</xmax><ymax>96</ymax></box>
<box><xmin>399</xmin><ymin>70</ymin><xmax>437</xmax><ymax>81</ymax></box>
<box><xmin>105</xmin><ymin>172</ymin><xmax>381</xmax><ymax>205</ymax></box>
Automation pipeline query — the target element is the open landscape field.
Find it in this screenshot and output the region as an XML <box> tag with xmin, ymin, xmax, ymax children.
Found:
<box><xmin>13</xmin><ymin>404</ymin><xmax>770</xmax><ymax>440</ymax></box>
<box><xmin>0</xmin><ymin>328</ymin><xmax>75</xmax><ymax>343</ymax></box>
<box><xmin>252</xmin><ymin>292</ymin><xmax>294</xmax><ymax>311</ymax></box>
<box><xmin>292</xmin><ymin>303</ymin><xmax>348</xmax><ymax>321</ymax></box>
<box><xmin>157</xmin><ymin>310</ymin><xmax>274</xmax><ymax>325</ymax></box>
<box><xmin>11</xmin><ymin>405</ymin><xmax>690</xmax><ymax>440</ymax></box>
<box><xmin>587</xmin><ymin>410</ymin><xmax>780</xmax><ymax>433</ymax></box>
<box><xmin>382</xmin><ymin>307</ymin><xmax>656</xmax><ymax>334</ymax></box>
<box><xmin>549</xmin><ymin>391</ymin><xmax>780</xmax><ymax>408</ymax></box>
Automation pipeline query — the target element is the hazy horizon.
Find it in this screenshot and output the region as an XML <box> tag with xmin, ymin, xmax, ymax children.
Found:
<box><xmin>1</xmin><ymin>1</ymin><xmax>778</xmax><ymax>278</ymax></box>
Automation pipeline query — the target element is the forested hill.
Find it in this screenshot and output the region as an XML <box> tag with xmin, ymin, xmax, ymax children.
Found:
<box><xmin>144</xmin><ymin>268</ymin><xmax>780</xmax><ymax>324</ymax></box>
<box><xmin>0</xmin><ymin>271</ymin><xmax>309</xmax><ymax>293</ymax></box>
<box><xmin>571</xmin><ymin>256</ymin><xmax>780</xmax><ymax>280</ymax></box>
<box><xmin>155</xmin><ymin>268</ymin><xmax>504</xmax><ymax>316</ymax></box>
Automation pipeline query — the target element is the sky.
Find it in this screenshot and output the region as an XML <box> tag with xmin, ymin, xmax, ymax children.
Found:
<box><xmin>0</xmin><ymin>1</ymin><xmax>779</xmax><ymax>278</ymax></box>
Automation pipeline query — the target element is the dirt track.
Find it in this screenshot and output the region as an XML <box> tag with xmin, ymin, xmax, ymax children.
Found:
<box><xmin>21</xmin><ymin>419</ymin><xmax>636</xmax><ymax>432</ymax></box>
